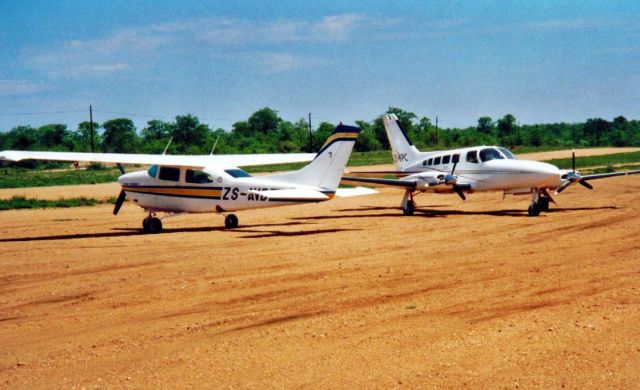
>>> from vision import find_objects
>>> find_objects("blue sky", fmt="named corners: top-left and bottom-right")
top-left (1, 0), bottom-right (639, 132)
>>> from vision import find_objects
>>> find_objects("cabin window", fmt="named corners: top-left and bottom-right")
top-left (224, 169), bottom-right (252, 178)
top-left (186, 169), bottom-right (213, 184)
top-left (466, 151), bottom-right (479, 163)
top-left (479, 148), bottom-right (504, 162)
top-left (428, 158), bottom-right (433, 165)
top-left (158, 166), bottom-right (180, 181)
top-left (147, 165), bottom-right (158, 178)
top-left (433, 156), bottom-right (441, 165)
top-left (442, 155), bottom-right (451, 164)
top-left (498, 147), bottom-right (516, 159)
top-left (452, 154), bottom-right (460, 163)
top-left (422, 160), bottom-right (428, 166)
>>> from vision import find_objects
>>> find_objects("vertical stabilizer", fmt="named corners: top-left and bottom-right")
top-left (266, 124), bottom-right (360, 191)
top-left (383, 114), bottom-right (422, 170)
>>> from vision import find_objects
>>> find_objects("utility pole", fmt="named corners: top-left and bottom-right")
top-left (435, 116), bottom-right (439, 147)
top-left (308, 113), bottom-right (312, 152)
top-left (89, 105), bottom-right (95, 153)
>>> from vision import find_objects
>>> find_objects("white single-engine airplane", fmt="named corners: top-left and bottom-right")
top-left (1, 124), bottom-right (374, 232)
top-left (343, 114), bottom-right (640, 216)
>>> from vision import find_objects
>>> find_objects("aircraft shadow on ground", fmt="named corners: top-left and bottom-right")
top-left (0, 221), bottom-right (326, 243)
top-left (291, 205), bottom-right (619, 221)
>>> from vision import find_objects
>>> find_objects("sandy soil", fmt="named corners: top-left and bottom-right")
top-left (1, 174), bottom-right (640, 388)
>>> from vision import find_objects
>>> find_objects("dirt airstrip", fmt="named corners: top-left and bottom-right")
top-left (2, 157), bottom-right (640, 388)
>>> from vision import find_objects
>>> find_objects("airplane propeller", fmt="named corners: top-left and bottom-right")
top-left (443, 161), bottom-right (466, 200)
top-left (113, 190), bottom-right (127, 215)
top-left (113, 163), bottom-right (127, 215)
top-left (555, 150), bottom-right (594, 194)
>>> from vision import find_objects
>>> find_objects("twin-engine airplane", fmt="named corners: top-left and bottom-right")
top-left (343, 114), bottom-right (640, 216)
top-left (1, 124), bottom-right (374, 232)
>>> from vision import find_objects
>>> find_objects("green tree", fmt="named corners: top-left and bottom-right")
top-left (37, 124), bottom-right (69, 149)
top-left (477, 117), bottom-right (494, 135)
top-left (170, 115), bottom-right (211, 154)
top-left (102, 118), bottom-right (138, 153)
top-left (497, 114), bottom-right (516, 140)
top-left (74, 121), bottom-right (102, 152)
top-left (248, 107), bottom-right (280, 134)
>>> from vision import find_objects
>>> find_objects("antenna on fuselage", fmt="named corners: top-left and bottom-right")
top-left (210, 134), bottom-right (221, 155)
top-left (162, 137), bottom-right (173, 155)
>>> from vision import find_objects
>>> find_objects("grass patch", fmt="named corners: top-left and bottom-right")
top-left (0, 168), bottom-right (121, 189)
top-left (0, 196), bottom-right (112, 210)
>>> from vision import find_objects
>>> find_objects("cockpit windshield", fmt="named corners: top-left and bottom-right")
top-left (147, 164), bottom-right (158, 178)
top-left (224, 169), bottom-right (252, 178)
top-left (498, 147), bottom-right (517, 159)
top-left (479, 148), bottom-right (504, 162)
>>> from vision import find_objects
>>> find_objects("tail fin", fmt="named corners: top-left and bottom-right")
top-left (383, 114), bottom-right (421, 170)
top-left (267, 124), bottom-right (360, 190)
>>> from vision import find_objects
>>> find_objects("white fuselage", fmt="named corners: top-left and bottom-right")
top-left (401, 146), bottom-right (566, 194)
top-left (118, 165), bottom-right (331, 214)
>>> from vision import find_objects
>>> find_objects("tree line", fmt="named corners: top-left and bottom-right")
top-left (1, 107), bottom-right (639, 159)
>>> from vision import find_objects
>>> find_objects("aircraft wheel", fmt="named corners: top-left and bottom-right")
top-left (528, 203), bottom-right (540, 217)
top-left (142, 217), bottom-right (150, 231)
top-left (403, 201), bottom-right (415, 216)
top-left (538, 197), bottom-right (550, 212)
top-left (147, 217), bottom-right (163, 233)
top-left (225, 214), bottom-right (239, 229)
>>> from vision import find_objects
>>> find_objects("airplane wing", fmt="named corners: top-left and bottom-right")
top-left (581, 170), bottom-right (640, 181)
top-left (0, 150), bottom-right (316, 169)
top-left (341, 176), bottom-right (418, 189)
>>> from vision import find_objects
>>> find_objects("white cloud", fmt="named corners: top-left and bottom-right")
top-left (25, 14), bottom-right (374, 77)
top-left (257, 52), bottom-right (303, 73)
top-left (0, 79), bottom-right (51, 96)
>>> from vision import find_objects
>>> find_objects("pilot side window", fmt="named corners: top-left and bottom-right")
top-left (423, 160), bottom-right (427, 166)
top-left (158, 166), bottom-right (180, 181)
top-left (479, 148), bottom-right (505, 162)
top-left (433, 156), bottom-right (441, 165)
top-left (428, 158), bottom-right (433, 165)
top-left (466, 151), bottom-right (479, 163)
top-left (186, 169), bottom-right (213, 184)
top-left (442, 155), bottom-right (451, 164)
top-left (452, 154), bottom-right (460, 163)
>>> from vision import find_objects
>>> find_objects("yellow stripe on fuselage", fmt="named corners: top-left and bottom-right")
top-left (122, 186), bottom-right (222, 198)
top-left (320, 132), bottom-right (359, 148)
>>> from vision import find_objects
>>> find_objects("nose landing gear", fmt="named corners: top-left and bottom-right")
top-left (528, 189), bottom-right (552, 216)
top-left (142, 213), bottom-right (163, 233)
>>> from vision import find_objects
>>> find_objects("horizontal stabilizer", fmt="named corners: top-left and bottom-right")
top-left (247, 188), bottom-right (329, 202)
top-left (334, 187), bottom-right (378, 197)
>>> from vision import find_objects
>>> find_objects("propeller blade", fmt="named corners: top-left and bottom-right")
top-left (572, 150), bottom-right (576, 172)
top-left (453, 185), bottom-right (466, 201)
top-left (555, 180), bottom-right (572, 194)
top-left (113, 190), bottom-right (126, 215)
top-left (579, 179), bottom-right (593, 190)
top-left (451, 161), bottom-right (458, 175)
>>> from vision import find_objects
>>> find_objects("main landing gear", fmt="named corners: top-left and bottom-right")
top-left (401, 190), bottom-right (416, 216)
top-left (224, 214), bottom-right (239, 229)
top-left (142, 213), bottom-right (163, 233)
top-left (528, 189), bottom-right (551, 217)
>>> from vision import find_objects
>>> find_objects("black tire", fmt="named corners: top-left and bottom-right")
top-left (147, 217), bottom-right (163, 233)
top-left (528, 204), bottom-right (540, 217)
top-left (538, 197), bottom-right (550, 212)
top-left (225, 214), bottom-right (239, 229)
top-left (142, 217), bottom-right (150, 232)
top-left (403, 201), bottom-right (415, 216)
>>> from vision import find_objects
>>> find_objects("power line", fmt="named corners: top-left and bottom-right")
top-left (0, 109), bottom-right (86, 117)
